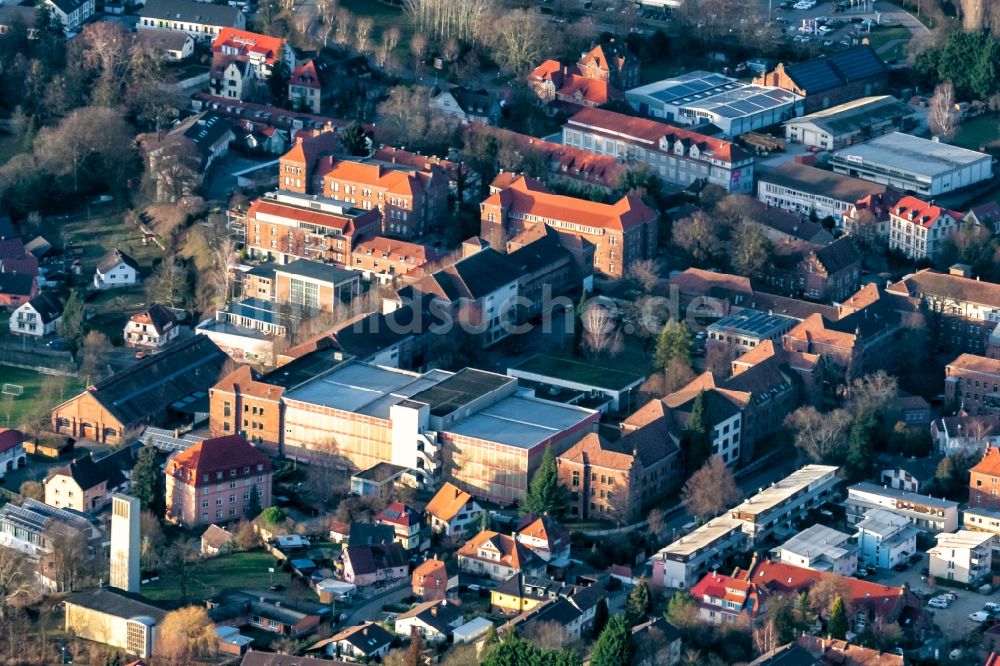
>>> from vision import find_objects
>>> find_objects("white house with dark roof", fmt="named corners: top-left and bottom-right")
top-left (136, 29), bottom-right (195, 61)
top-left (124, 304), bottom-right (180, 349)
top-left (43, 0), bottom-right (94, 31)
top-left (94, 249), bottom-right (141, 290)
top-left (9, 291), bottom-right (63, 337)
top-left (392, 599), bottom-right (463, 643)
top-left (309, 621), bottom-right (393, 662)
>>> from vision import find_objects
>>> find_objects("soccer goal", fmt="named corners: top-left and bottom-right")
top-left (1, 384), bottom-right (23, 397)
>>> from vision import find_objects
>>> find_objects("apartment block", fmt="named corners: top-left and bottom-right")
top-left (944, 354), bottom-right (1000, 416)
top-left (652, 465), bottom-right (840, 588)
top-left (706, 308), bottom-right (797, 356)
top-left (232, 190), bottom-right (382, 265)
top-left (480, 174), bottom-right (656, 279)
top-left (756, 162), bottom-right (884, 221)
top-left (562, 108), bottom-right (754, 194)
top-left (846, 482), bottom-right (959, 533)
top-left (928, 530), bottom-right (994, 585)
top-left (855, 508), bottom-right (918, 570)
top-left (963, 507), bottom-right (1000, 556)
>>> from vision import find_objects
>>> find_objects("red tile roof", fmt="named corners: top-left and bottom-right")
top-left (972, 446), bottom-right (1000, 478)
top-left (890, 195), bottom-right (962, 229)
top-left (566, 108), bottom-right (750, 164)
top-left (426, 482), bottom-right (475, 523)
top-left (0, 429), bottom-right (22, 455)
top-left (168, 435), bottom-right (271, 486)
top-left (246, 198), bottom-right (372, 234)
top-left (484, 175), bottom-right (655, 232)
top-left (211, 28), bottom-right (286, 66)
top-left (290, 59), bottom-right (321, 89)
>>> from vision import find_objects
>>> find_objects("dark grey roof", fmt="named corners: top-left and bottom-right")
top-left (631, 616), bottom-right (681, 650)
top-left (756, 163), bottom-right (884, 203)
top-left (407, 368), bottom-right (512, 418)
top-left (275, 259), bottom-right (358, 286)
top-left (403, 249), bottom-right (518, 303)
top-left (814, 237), bottom-right (861, 275)
top-left (182, 112), bottom-right (233, 159)
top-left (722, 357), bottom-right (792, 404)
top-left (398, 600), bottom-right (463, 634)
top-left (138, 0), bottom-right (241, 25)
top-left (333, 622), bottom-right (394, 653)
top-left (246, 262), bottom-right (278, 279)
top-left (0, 273), bottom-right (35, 297)
top-left (783, 46), bottom-right (887, 94)
top-left (508, 232), bottom-right (572, 275)
top-left (348, 522), bottom-right (395, 547)
top-left (209, 589), bottom-right (330, 626)
top-left (81, 335), bottom-right (231, 426)
top-left (96, 249), bottom-right (140, 274)
top-left (24, 291), bottom-right (63, 324)
top-left (50, 453), bottom-right (126, 493)
top-left (353, 461), bottom-right (407, 483)
top-left (65, 588), bottom-right (167, 622)
top-left (343, 542), bottom-right (407, 576)
top-left (136, 29), bottom-right (192, 52)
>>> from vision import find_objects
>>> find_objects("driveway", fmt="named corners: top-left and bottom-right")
top-left (870, 563), bottom-right (993, 640)
top-left (340, 584), bottom-right (410, 628)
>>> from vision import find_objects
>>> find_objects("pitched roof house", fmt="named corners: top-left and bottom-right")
top-left (124, 304), bottom-right (180, 349)
top-left (310, 622), bottom-right (394, 662)
top-left (425, 481), bottom-right (485, 536)
top-left (94, 249), bottom-right (141, 290)
top-left (44, 453), bottom-right (128, 513)
top-left (340, 542), bottom-right (408, 587)
top-left (411, 557), bottom-right (456, 601)
top-left (137, 0), bottom-right (245, 42)
top-left (515, 515), bottom-right (570, 564)
top-left (393, 599), bottom-right (463, 643)
top-left (9, 291), bottom-right (61, 337)
top-left (456, 530), bottom-right (545, 582)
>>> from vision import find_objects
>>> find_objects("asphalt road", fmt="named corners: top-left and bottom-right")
top-left (340, 583), bottom-right (410, 628)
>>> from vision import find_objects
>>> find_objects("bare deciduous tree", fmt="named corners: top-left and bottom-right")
top-left (929, 81), bottom-right (957, 139)
top-left (354, 17), bottom-right (374, 53)
top-left (807, 572), bottom-right (852, 618)
top-left (752, 619), bottom-right (779, 657)
top-left (492, 9), bottom-right (545, 75)
top-left (0, 548), bottom-right (30, 620)
top-left (680, 456), bottom-right (741, 520)
top-left (402, 0), bottom-right (495, 44)
top-left (581, 300), bottom-right (624, 358)
top-left (785, 407), bottom-right (852, 462)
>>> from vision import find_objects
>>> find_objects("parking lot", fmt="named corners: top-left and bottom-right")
top-left (871, 561), bottom-right (997, 640)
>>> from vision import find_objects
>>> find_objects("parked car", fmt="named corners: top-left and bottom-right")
top-left (984, 602), bottom-right (1000, 613)
top-left (47, 338), bottom-right (69, 351)
top-left (893, 562), bottom-right (908, 572)
top-left (970, 611), bottom-right (991, 623)
top-left (928, 598), bottom-right (949, 609)
top-left (909, 553), bottom-right (923, 564)
top-left (941, 592), bottom-right (957, 601)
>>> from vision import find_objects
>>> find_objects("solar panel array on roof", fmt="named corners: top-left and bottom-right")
top-left (786, 60), bottom-right (842, 93)
top-left (828, 46), bottom-right (887, 82)
top-left (785, 46), bottom-right (887, 94)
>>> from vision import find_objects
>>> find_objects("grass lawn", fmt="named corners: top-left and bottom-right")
top-left (0, 367), bottom-right (84, 430)
top-left (141, 550), bottom-right (281, 603)
top-left (60, 212), bottom-right (163, 278)
top-left (339, 0), bottom-right (416, 61)
top-left (863, 25), bottom-right (910, 51)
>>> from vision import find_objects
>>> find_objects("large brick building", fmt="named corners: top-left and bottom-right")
top-left (51, 336), bottom-right (232, 445)
top-left (480, 175), bottom-right (656, 278)
top-left (278, 133), bottom-right (449, 239)
top-left (969, 446), bottom-right (1000, 510)
top-left (887, 268), bottom-right (1000, 356)
top-left (562, 108), bottom-right (754, 194)
top-left (527, 42), bottom-right (639, 109)
top-left (945, 354), bottom-right (1000, 416)
top-left (234, 190), bottom-right (381, 265)
top-left (557, 401), bottom-right (681, 522)
top-left (165, 434), bottom-right (272, 527)
top-left (886, 196), bottom-right (962, 260)
top-left (753, 45), bottom-right (889, 113)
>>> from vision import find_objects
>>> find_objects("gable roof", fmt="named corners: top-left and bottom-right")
top-left (344, 542), bottom-right (407, 575)
top-left (395, 599), bottom-right (462, 634)
top-left (21, 291), bottom-right (63, 324)
top-left (49, 453), bottom-right (126, 492)
top-left (889, 195), bottom-right (961, 229)
top-left (63, 335), bottom-right (232, 427)
top-left (242, 650), bottom-right (346, 666)
top-left (201, 523), bottom-right (234, 549)
top-left (138, 0), bottom-right (241, 24)
top-left (425, 482), bottom-right (476, 523)
top-left (888, 269), bottom-right (1000, 309)
top-left (65, 588), bottom-right (166, 623)
top-left (96, 249), bottom-right (140, 275)
top-left (813, 237), bottom-right (861, 275)
top-left (129, 304), bottom-right (178, 336)
top-left (136, 29), bottom-right (193, 53)
top-left (0, 272), bottom-right (36, 298)
top-left (403, 248), bottom-right (518, 303)
top-left (211, 28), bottom-right (286, 66)
top-left (317, 622), bottom-right (393, 654)
top-left (349, 522), bottom-right (395, 546)
top-left (0, 429), bottom-right (22, 455)
top-left (375, 502), bottom-right (422, 529)
top-left (972, 446), bottom-right (1000, 478)
top-left (458, 530), bottom-right (543, 571)
top-left (757, 162), bottom-right (885, 204)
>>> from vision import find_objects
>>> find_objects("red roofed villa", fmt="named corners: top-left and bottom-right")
top-left (166, 434), bottom-right (272, 527)
top-left (887, 195), bottom-right (963, 260)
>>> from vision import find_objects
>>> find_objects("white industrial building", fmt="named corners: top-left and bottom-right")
top-left (928, 530), bottom-right (994, 585)
top-left (783, 96), bottom-right (912, 150)
top-left (625, 70), bottom-right (804, 136)
top-left (756, 162), bottom-right (884, 221)
top-left (830, 132), bottom-right (993, 197)
top-left (855, 508), bottom-right (919, 570)
top-left (773, 524), bottom-right (857, 575)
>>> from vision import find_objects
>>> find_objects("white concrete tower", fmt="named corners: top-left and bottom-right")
top-left (110, 493), bottom-right (140, 593)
